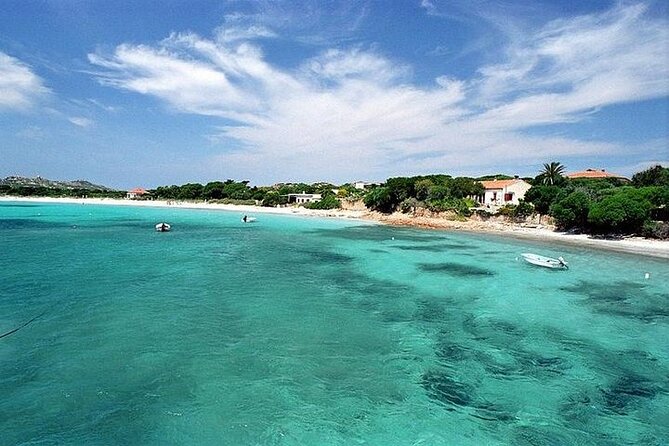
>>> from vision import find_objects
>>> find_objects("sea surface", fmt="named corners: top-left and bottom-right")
top-left (1, 201), bottom-right (667, 445)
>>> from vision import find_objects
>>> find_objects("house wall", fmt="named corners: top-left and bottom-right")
top-left (481, 180), bottom-right (532, 206)
top-left (483, 189), bottom-right (503, 205)
top-left (506, 181), bottom-right (532, 204)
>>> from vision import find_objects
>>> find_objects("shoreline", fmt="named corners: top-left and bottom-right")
top-left (2, 195), bottom-right (668, 260)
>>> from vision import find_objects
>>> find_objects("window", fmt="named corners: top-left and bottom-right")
top-left (504, 193), bottom-right (513, 202)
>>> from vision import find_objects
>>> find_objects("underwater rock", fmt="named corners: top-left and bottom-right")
top-left (418, 262), bottom-right (495, 277)
top-left (421, 369), bottom-right (474, 408)
top-left (561, 280), bottom-right (669, 322)
top-left (471, 402), bottom-right (517, 422)
top-left (600, 374), bottom-right (659, 414)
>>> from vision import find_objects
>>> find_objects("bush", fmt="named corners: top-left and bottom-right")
top-left (428, 198), bottom-right (471, 216)
top-left (632, 165), bottom-right (669, 187)
top-left (496, 204), bottom-right (516, 217)
top-left (261, 191), bottom-right (284, 207)
top-left (364, 187), bottom-right (395, 213)
top-left (588, 193), bottom-right (651, 234)
top-left (513, 200), bottom-right (534, 220)
top-left (524, 185), bottom-right (562, 215)
top-left (550, 191), bottom-right (591, 230)
top-left (641, 221), bottom-right (669, 239)
top-left (305, 195), bottom-right (341, 210)
top-left (399, 197), bottom-right (424, 213)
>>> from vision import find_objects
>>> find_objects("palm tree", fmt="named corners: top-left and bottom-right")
top-left (540, 162), bottom-right (566, 185)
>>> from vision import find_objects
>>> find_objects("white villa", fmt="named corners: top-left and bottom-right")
top-left (286, 193), bottom-right (322, 204)
top-left (126, 188), bottom-right (147, 199)
top-left (479, 178), bottom-right (531, 206)
top-left (353, 181), bottom-right (372, 190)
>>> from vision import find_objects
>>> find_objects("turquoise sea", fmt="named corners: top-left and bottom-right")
top-left (1, 201), bottom-right (667, 445)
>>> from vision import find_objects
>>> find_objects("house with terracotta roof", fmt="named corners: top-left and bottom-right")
top-left (479, 178), bottom-right (532, 206)
top-left (566, 168), bottom-right (628, 181)
top-left (126, 188), bottom-right (147, 199)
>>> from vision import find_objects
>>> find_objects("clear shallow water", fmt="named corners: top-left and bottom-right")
top-left (1, 202), bottom-right (667, 445)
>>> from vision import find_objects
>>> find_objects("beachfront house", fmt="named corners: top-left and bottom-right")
top-left (127, 188), bottom-right (147, 199)
top-left (286, 192), bottom-right (322, 204)
top-left (479, 178), bottom-right (531, 206)
top-left (566, 168), bottom-right (629, 181)
top-left (353, 181), bottom-right (372, 190)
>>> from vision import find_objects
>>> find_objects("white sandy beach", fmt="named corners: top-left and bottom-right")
top-left (2, 196), bottom-right (668, 259)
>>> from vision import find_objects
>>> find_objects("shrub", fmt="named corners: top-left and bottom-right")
top-left (524, 185), bottom-right (561, 215)
top-left (632, 165), bottom-right (669, 187)
top-left (364, 187), bottom-right (395, 213)
top-left (399, 197), bottom-right (424, 213)
top-left (588, 193), bottom-right (651, 234)
top-left (428, 198), bottom-right (471, 216)
top-left (305, 195), bottom-right (341, 210)
top-left (496, 204), bottom-right (516, 217)
top-left (550, 191), bottom-right (590, 230)
top-left (641, 221), bottom-right (669, 239)
top-left (513, 200), bottom-right (534, 220)
top-left (261, 191), bottom-right (284, 207)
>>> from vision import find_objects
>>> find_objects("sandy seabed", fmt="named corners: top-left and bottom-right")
top-left (2, 196), bottom-right (668, 260)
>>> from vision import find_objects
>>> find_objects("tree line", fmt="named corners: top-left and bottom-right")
top-left (149, 180), bottom-right (355, 209)
top-left (524, 164), bottom-right (669, 238)
top-left (3, 163), bottom-right (667, 238)
top-left (0, 184), bottom-right (126, 199)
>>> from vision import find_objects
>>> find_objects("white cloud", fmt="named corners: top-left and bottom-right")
top-left (0, 52), bottom-right (49, 111)
top-left (68, 116), bottom-right (94, 127)
top-left (215, 24), bottom-right (277, 43)
top-left (88, 3), bottom-right (668, 182)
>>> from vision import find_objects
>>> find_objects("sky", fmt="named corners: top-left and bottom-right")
top-left (0, 0), bottom-right (667, 189)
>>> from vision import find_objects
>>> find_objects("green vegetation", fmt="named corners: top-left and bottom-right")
top-left (632, 165), bottom-right (669, 187)
top-left (524, 164), bottom-right (669, 238)
top-left (305, 194), bottom-right (341, 210)
top-left (0, 184), bottom-right (125, 199)
top-left (537, 161), bottom-right (567, 186)
top-left (5, 164), bottom-right (666, 239)
top-left (364, 175), bottom-right (483, 216)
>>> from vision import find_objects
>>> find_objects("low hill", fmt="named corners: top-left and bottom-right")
top-left (0, 176), bottom-right (116, 191)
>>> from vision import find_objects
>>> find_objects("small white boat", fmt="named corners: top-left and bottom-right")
top-left (155, 222), bottom-right (171, 232)
top-left (521, 253), bottom-right (568, 269)
top-left (241, 216), bottom-right (256, 223)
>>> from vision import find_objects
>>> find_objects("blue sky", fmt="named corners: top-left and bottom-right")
top-left (0, 0), bottom-right (667, 189)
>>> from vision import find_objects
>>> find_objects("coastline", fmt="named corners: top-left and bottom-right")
top-left (2, 195), bottom-right (668, 260)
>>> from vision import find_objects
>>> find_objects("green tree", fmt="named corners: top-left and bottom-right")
top-left (203, 181), bottom-right (225, 200)
top-left (427, 185), bottom-right (450, 201)
top-left (364, 186), bottom-right (395, 213)
top-left (222, 180), bottom-right (251, 199)
top-left (306, 195), bottom-right (341, 210)
top-left (414, 179), bottom-right (433, 201)
top-left (525, 185), bottom-right (562, 216)
top-left (513, 199), bottom-right (534, 220)
top-left (549, 191), bottom-right (590, 230)
top-left (177, 183), bottom-right (204, 200)
top-left (385, 177), bottom-right (416, 205)
top-left (261, 191), bottom-right (284, 207)
top-left (632, 165), bottom-right (669, 187)
top-left (538, 161), bottom-right (566, 185)
top-left (588, 192), bottom-right (651, 233)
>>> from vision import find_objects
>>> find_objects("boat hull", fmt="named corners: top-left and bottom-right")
top-left (155, 223), bottom-right (171, 232)
top-left (521, 253), bottom-right (567, 269)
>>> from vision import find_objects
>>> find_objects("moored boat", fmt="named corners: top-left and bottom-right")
top-left (521, 253), bottom-right (568, 269)
top-left (155, 222), bottom-right (171, 232)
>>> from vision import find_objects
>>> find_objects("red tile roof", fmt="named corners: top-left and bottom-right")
top-left (480, 179), bottom-right (523, 189)
top-left (129, 188), bottom-right (147, 194)
top-left (566, 169), bottom-right (626, 179)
